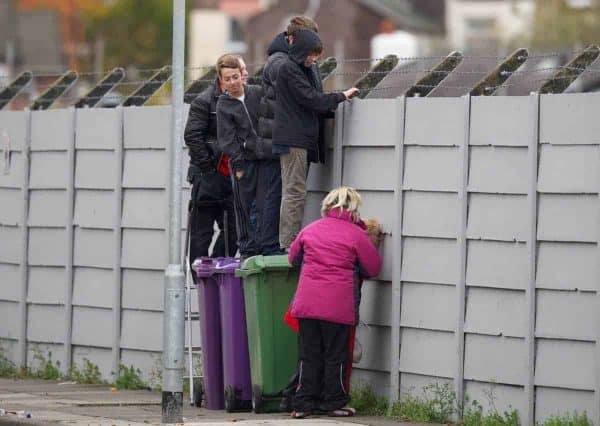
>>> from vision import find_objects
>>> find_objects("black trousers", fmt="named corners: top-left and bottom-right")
top-left (231, 159), bottom-right (282, 256)
top-left (294, 318), bottom-right (351, 412)
top-left (188, 180), bottom-right (237, 283)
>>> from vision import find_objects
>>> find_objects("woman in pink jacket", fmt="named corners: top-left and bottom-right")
top-left (288, 186), bottom-right (382, 419)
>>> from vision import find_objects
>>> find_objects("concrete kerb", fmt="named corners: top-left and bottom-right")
top-left (0, 379), bottom-right (434, 426)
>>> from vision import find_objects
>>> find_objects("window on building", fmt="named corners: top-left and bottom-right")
top-left (464, 17), bottom-right (500, 54)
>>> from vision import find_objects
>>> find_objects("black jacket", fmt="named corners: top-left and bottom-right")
top-left (184, 78), bottom-right (223, 173)
top-left (183, 78), bottom-right (232, 202)
top-left (272, 30), bottom-right (345, 152)
top-left (216, 84), bottom-right (264, 171)
top-left (258, 33), bottom-right (289, 159)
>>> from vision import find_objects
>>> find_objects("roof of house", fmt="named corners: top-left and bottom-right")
top-left (359, 0), bottom-right (445, 34)
top-left (246, 0), bottom-right (444, 34)
top-left (17, 10), bottom-right (64, 72)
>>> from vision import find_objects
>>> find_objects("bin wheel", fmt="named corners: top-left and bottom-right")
top-left (252, 385), bottom-right (264, 413)
top-left (224, 385), bottom-right (237, 412)
top-left (193, 378), bottom-right (203, 407)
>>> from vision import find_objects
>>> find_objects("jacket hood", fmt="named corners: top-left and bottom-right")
top-left (212, 76), bottom-right (223, 97)
top-left (289, 29), bottom-right (322, 66)
top-left (267, 32), bottom-right (289, 56)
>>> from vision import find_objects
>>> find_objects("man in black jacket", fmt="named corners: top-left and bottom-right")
top-left (216, 54), bottom-right (264, 259)
top-left (183, 66), bottom-right (238, 280)
top-left (273, 29), bottom-right (358, 250)
top-left (258, 16), bottom-right (321, 255)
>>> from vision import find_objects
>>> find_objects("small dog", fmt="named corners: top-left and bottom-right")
top-left (363, 218), bottom-right (383, 248)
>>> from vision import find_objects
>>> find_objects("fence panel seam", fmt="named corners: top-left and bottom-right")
top-left (389, 96), bottom-right (406, 405)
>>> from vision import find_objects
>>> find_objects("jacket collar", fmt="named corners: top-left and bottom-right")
top-left (212, 76), bottom-right (223, 99)
top-left (326, 208), bottom-right (360, 224)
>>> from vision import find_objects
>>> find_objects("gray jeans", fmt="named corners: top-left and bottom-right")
top-left (279, 147), bottom-right (308, 249)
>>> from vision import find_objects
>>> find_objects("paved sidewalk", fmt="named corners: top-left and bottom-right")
top-left (0, 379), bottom-right (423, 426)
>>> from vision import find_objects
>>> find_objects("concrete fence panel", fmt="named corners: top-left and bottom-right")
top-left (1, 94), bottom-right (600, 423)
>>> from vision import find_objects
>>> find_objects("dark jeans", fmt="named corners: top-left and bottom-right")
top-left (294, 318), bottom-right (351, 413)
top-left (231, 159), bottom-right (282, 256)
top-left (256, 159), bottom-right (282, 254)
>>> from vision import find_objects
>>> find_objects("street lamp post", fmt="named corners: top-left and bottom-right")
top-left (162, 0), bottom-right (186, 423)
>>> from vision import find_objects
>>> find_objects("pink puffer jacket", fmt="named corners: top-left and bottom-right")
top-left (289, 208), bottom-right (382, 325)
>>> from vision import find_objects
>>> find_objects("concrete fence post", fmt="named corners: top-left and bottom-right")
top-left (333, 102), bottom-right (344, 187)
top-left (63, 106), bottom-right (76, 374)
top-left (525, 92), bottom-right (540, 426)
top-left (389, 96), bottom-right (406, 406)
top-left (17, 108), bottom-right (31, 369)
top-left (112, 106), bottom-right (124, 378)
top-left (455, 94), bottom-right (471, 415)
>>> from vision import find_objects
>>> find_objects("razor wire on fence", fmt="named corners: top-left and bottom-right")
top-left (1, 47), bottom-right (600, 109)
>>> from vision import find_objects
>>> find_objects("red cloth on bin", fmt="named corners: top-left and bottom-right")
top-left (284, 306), bottom-right (300, 332)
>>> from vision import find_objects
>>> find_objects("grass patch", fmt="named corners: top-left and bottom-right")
top-left (391, 383), bottom-right (457, 423)
top-left (462, 399), bottom-right (519, 426)
top-left (31, 348), bottom-right (61, 380)
top-left (66, 358), bottom-right (104, 384)
top-left (350, 383), bottom-right (521, 425)
top-left (0, 347), bottom-right (17, 377)
top-left (114, 365), bottom-right (147, 390)
top-left (350, 384), bottom-right (388, 416)
top-left (541, 412), bottom-right (592, 426)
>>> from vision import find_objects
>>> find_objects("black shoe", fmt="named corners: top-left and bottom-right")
top-left (279, 397), bottom-right (293, 413)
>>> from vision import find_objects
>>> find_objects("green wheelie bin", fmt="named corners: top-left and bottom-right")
top-left (235, 255), bottom-right (299, 413)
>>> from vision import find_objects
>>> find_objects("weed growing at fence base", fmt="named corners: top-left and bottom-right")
top-left (0, 346), bottom-right (103, 386)
top-left (351, 382), bottom-right (521, 425)
top-left (114, 365), bottom-right (147, 390)
top-left (0, 347), bottom-right (17, 377)
top-left (462, 399), bottom-right (519, 426)
top-left (541, 412), bottom-right (592, 426)
top-left (66, 358), bottom-right (104, 384)
top-left (31, 348), bottom-right (60, 380)
top-left (391, 383), bottom-right (457, 423)
top-left (350, 384), bottom-right (388, 416)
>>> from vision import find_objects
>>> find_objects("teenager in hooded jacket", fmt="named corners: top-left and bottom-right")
top-left (258, 16), bottom-right (323, 255)
top-left (288, 187), bottom-right (382, 418)
top-left (273, 29), bottom-right (359, 252)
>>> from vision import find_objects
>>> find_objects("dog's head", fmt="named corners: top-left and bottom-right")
top-left (364, 218), bottom-right (382, 247)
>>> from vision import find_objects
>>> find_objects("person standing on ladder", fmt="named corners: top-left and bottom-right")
top-left (183, 59), bottom-right (246, 279)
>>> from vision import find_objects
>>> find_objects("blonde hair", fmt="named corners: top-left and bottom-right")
top-left (321, 186), bottom-right (362, 222)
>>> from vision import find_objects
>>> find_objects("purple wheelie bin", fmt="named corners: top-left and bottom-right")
top-left (193, 258), bottom-right (225, 410)
top-left (215, 258), bottom-right (252, 412)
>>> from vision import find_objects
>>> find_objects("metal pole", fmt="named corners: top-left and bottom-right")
top-left (162, 0), bottom-right (185, 423)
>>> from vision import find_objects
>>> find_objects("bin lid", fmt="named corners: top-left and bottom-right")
top-left (193, 257), bottom-right (240, 276)
top-left (215, 257), bottom-right (240, 273)
top-left (235, 254), bottom-right (292, 278)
